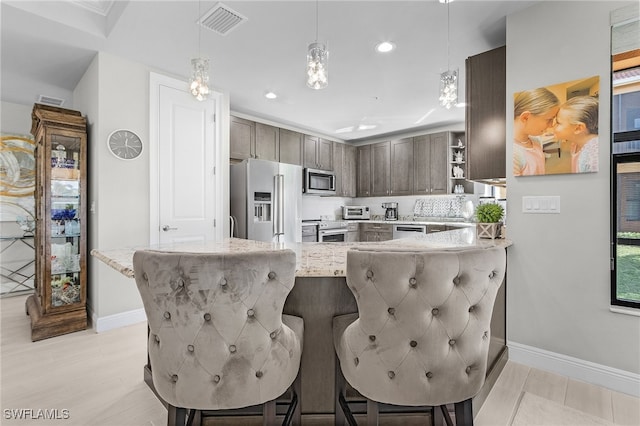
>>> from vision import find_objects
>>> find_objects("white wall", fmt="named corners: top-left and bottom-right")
top-left (74, 52), bottom-right (149, 321)
top-left (1, 101), bottom-right (32, 135)
top-left (506, 0), bottom-right (640, 381)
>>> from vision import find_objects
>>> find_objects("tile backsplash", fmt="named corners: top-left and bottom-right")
top-left (413, 196), bottom-right (466, 218)
top-left (303, 194), bottom-right (477, 220)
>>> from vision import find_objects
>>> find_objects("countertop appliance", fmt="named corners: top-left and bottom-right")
top-left (230, 158), bottom-right (302, 243)
top-left (303, 168), bottom-right (336, 196)
top-left (382, 202), bottom-right (398, 221)
top-left (318, 220), bottom-right (348, 242)
top-left (392, 224), bottom-right (427, 239)
top-left (342, 205), bottom-right (370, 220)
top-left (302, 220), bottom-right (319, 242)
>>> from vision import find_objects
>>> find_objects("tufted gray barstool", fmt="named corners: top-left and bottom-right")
top-left (333, 247), bottom-right (506, 426)
top-left (133, 249), bottom-right (304, 426)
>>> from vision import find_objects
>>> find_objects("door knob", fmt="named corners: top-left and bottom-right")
top-left (162, 225), bottom-right (178, 232)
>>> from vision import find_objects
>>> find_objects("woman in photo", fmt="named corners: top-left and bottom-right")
top-left (553, 95), bottom-right (599, 173)
top-left (513, 87), bottom-right (560, 176)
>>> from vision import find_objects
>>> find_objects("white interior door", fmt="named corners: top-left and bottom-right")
top-left (154, 78), bottom-right (217, 244)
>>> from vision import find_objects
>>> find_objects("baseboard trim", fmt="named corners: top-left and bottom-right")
top-left (92, 308), bottom-right (147, 333)
top-left (508, 341), bottom-right (640, 397)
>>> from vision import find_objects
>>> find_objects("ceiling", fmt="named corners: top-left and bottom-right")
top-left (1, 0), bottom-right (539, 141)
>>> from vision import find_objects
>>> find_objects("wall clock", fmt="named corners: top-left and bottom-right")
top-left (107, 129), bottom-right (143, 160)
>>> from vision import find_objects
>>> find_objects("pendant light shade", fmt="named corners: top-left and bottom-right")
top-left (307, 1), bottom-right (328, 90)
top-left (439, 0), bottom-right (457, 108)
top-left (190, 58), bottom-right (210, 101)
top-left (439, 69), bottom-right (458, 109)
top-left (307, 42), bottom-right (328, 90)
top-left (190, 0), bottom-right (210, 101)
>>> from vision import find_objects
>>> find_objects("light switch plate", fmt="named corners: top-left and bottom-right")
top-left (522, 196), bottom-right (560, 214)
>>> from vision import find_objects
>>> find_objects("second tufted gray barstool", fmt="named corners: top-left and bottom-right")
top-left (333, 247), bottom-right (506, 426)
top-left (133, 249), bottom-right (304, 426)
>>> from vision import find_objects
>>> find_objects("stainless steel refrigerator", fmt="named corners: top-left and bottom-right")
top-left (230, 158), bottom-right (302, 243)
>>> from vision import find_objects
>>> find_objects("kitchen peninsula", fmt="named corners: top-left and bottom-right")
top-left (91, 228), bottom-right (511, 418)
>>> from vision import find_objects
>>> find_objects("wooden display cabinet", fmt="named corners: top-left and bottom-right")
top-left (26, 104), bottom-right (88, 341)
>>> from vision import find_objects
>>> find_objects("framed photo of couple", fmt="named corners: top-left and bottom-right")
top-left (513, 75), bottom-right (600, 176)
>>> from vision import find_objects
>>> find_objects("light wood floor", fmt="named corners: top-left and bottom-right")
top-left (1, 294), bottom-right (638, 426)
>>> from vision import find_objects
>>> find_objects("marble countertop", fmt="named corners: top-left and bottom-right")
top-left (353, 219), bottom-right (476, 226)
top-left (91, 228), bottom-right (511, 279)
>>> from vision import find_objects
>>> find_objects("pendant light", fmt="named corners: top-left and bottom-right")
top-left (439, 0), bottom-right (458, 109)
top-left (190, 0), bottom-right (210, 101)
top-left (306, 0), bottom-right (328, 90)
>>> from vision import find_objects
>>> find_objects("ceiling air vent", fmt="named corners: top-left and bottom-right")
top-left (37, 95), bottom-right (65, 107)
top-left (199, 2), bottom-right (247, 36)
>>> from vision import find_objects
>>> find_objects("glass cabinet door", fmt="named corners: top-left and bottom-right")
top-left (46, 131), bottom-right (85, 309)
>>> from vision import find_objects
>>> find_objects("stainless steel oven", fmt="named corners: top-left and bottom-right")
top-left (318, 221), bottom-right (348, 242)
top-left (302, 222), bottom-right (318, 242)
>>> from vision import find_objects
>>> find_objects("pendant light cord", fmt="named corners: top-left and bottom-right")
top-left (315, 0), bottom-right (319, 42)
top-left (446, 0), bottom-right (450, 70)
top-left (197, 0), bottom-right (202, 57)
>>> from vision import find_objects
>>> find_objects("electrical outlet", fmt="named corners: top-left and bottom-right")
top-left (522, 196), bottom-right (560, 213)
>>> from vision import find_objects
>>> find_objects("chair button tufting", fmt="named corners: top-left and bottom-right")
top-left (426, 371), bottom-right (433, 379)
top-left (268, 271), bottom-right (276, 280)
top-left (256, 370), bottom-right (263, 378)
top-left (213, 375), bottom-right (221, 383)
top-left (270, 331), bottom-right (277, 339)
top-left (229, 345), bottom-right (237, 353)
top-left (187, 345), bottom-right (194, 352)
top-left (409, 277), bottom-right (417, 287)
top-left (366, 270), bottom-right (374, 279)
top-left (483, 331), bottom-right (489, 340)
top-left (176, 277), bottom-right (184, 288)
top-left (453, 276), bottom-right (461, 285)
top-left (204, 313), bottom-right (211, 321)
top-left (432, 308), bottom-right (439, 316)
top-left (410, 340), bottom-right (417, 348)
top-left (449, 339), bottom-right (456, 346)
top-left (220, 278), bottom-right (227, 287)
top-left (164, 311), bottom-right (171, 320)
top-left (172, 374), bottom-right (178, 382)
top-left (388, 371), bottom-right (395, 379)
top-left (142, 272), bottom-right (148, 281)
top-left (369, 335), bottom-right (376, 342)
top-left (247, 309), bottom-right (255, 318)
top-left (466, 366), bottom-right (472, 374)
top-left (468, 305), bottom-right (475, 312)
top-left (354, 357), bottom-right (359, 366)
top-left (154, 334), bottom-right (160, 343)
top-left (387, 307), bottom-right (395, 315)
top-left (489, 271), bottom-right (496, 279)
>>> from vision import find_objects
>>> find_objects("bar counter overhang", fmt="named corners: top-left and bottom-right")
top-left (91, 228), bottom-right (512, 420)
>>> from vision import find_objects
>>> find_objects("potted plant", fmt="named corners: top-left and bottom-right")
top-left (475, 203), bottom-right (505, 239)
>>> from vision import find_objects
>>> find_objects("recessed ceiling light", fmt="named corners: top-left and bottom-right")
top-left (375, 41), bottom-right (395, 53)
top-left (335, 126), bottom-right (355, 134)
top-left (265, 91), bottom-right (277, 99)
top-left (357, 124), bottom-right (377, 131)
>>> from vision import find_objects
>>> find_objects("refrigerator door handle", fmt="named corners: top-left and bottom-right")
top-left (274, 174), bottom-right (284, 237)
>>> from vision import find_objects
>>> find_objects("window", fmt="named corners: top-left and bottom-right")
top-left (612, 60), bottom-right (640, 308)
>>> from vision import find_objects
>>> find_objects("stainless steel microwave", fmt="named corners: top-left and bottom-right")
top-left (303, 168), bottom-right (336, 195)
